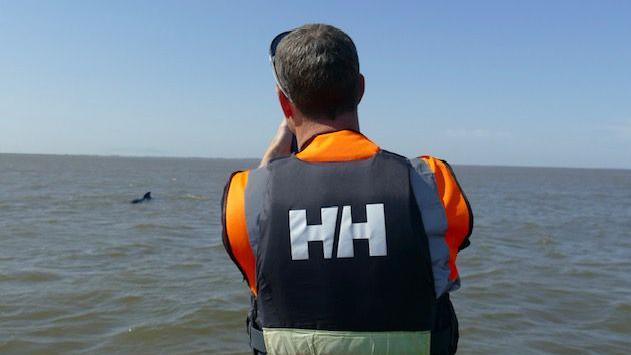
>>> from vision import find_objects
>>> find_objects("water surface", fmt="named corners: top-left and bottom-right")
top-left (1, 154), bottom-right (629, 354)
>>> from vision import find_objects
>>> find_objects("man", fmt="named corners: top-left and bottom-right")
top-left (222, 24), bottom-right (473, 355)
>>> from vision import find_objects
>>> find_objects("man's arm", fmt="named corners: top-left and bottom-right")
top-left (221, 121), bottom-right (293, 294)
top-left (410, 156), bottom-right (473, 295)
top-left (421, 156), bottom-right (473, 254)
top-left (221, 170), bottom-right (257, 295)
top-left (259, 120), bottom-right (294, 167)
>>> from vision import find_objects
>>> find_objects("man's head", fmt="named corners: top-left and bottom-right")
top-left (272, 24), bottom-right (364, 127)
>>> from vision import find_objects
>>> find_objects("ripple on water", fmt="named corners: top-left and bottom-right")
top-left (598, 301), bottom-right (631, 334)
top-left (0, 270), bottom-right (62, 283)
top-left (180, 194), bottom-right (210, 201)
top-left (131, 223), bottom-right (194, 231)
top-left (113, 293), bottom-right (144, 306)
top-left (1, 306), bottom-right (67, 322)
top-left (0, 339), bottom-right (86, 354)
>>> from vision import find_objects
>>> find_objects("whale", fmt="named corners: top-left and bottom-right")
top-left (131, 192), bottom-right (152, 204)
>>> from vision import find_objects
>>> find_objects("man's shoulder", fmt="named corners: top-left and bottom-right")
top-left (225, 170), bottom-right (250, 188)
top-left (377, 149), bottom-right (411, 163)
top-left (409, 155), bottom-right (456, 176)
top-left (414, 155), bottom-right (448, 165)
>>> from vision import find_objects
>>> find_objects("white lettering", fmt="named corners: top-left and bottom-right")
top-left (288, 204), bottom-right (387, 260)
top-left (289, 207), bottom-right (338, 260)
top-left (337, 204), bottom-right (387, 258)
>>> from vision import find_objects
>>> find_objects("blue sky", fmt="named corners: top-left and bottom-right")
top-left (1, 1), bottom-right (630, 168)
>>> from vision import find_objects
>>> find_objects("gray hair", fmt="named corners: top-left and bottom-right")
top-left (275, 24), bottom-right (361, 119)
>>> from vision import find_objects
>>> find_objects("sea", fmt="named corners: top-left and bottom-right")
top-left (1, 153), bottom-right (630, 354)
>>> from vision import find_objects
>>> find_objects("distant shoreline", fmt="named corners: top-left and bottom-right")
top-left (1, 152), bottom-right (629, 171)
top-left (0, 152), bottom-right (258, 161)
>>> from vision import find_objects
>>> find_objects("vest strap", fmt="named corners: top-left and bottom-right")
top-left (247, 318), bottom-right (267, 353)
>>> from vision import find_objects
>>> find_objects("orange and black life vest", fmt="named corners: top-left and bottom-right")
top-left (221, 130), bottom-right (473, 353)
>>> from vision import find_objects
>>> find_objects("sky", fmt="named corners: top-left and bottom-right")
top-left (1, 1), bottom-right (630, 169)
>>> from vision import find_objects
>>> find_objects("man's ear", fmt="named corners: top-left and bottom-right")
top-left (357, 74), bottom-right (365, 105)
top-left (277, 86), bottom-right (293, 119)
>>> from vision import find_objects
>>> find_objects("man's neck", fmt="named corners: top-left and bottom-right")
top-left (295, 111), bottom-right (360, 149)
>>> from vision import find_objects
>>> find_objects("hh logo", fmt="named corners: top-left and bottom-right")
top-left (288, 203), bottom-right (387, 260)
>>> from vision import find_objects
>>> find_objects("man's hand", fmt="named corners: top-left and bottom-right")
top-left (260, 120), bottom-right (294, 167)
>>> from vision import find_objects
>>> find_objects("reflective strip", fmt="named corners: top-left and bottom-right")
top-left (244, 167), bottom-right (270, 258)
top-left (408, 158), bottom-right (453, 297)
top-left (263, 328), bottom-right (430, 355)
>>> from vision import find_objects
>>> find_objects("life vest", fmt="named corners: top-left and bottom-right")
top-left (221, 130), bottom-right (473, 355)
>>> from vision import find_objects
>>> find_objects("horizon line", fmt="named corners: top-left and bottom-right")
top-left (1, 151), bottom-right (629, 172)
